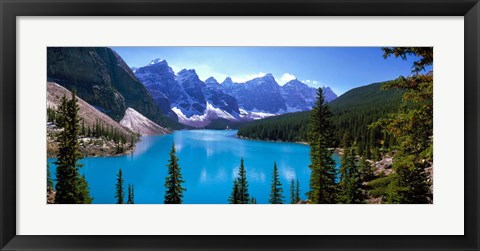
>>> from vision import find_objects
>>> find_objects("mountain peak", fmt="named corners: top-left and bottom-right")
top-left (222, 77), bottom-right (234, 85)
top-left (285, 79), bottom-right (307, 87)
top-left (205, 77), bottom-right (219, 85)
top-left (178, 68), bottom-right (197, 75)
top-left (120, 107), bottom-right (170, 135)
top-left (264, 73), bottom-right (274, 79)
top-left (149, 58), bottom-right (167, 65)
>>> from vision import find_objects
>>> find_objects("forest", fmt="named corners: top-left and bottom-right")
top-left (48, 47), bottom-right (433, 204)
top-left (237, 80), bottom-right (407, 152)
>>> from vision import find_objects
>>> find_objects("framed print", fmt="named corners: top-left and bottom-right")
top-left (1, 0), bottom-right (479, 250)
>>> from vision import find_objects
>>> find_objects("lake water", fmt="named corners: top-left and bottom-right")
top-left (48, 130), bottom-right (340, 204)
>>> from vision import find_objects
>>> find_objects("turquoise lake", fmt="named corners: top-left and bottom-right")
top-left (48, 130), bottom-right (340, 204)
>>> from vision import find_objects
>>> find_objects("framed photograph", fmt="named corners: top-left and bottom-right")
top-left (1, 0), bottom-right (479, 250)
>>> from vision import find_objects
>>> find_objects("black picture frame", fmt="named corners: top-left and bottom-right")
top-left (1, 0), bottom-right (479, 250)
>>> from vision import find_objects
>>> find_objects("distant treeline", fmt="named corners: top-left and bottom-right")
top-left (237, 81), bottom-right (407, 151)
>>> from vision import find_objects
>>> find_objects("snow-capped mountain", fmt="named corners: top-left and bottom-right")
top-left (205, 76), bottom-right (221, 89)
top-left (217, 75), bottom-right (337, 114)
top-left (134, 59), bottom-right (240, 127)
top-left (120, 108), bottom-right (170, 135)
top-left (220, 74), bottom-right (287, 114)
top-left (134, 59), bottom-right (180, 118)
top-left (134, 58), bottom-right (338, 127)
top-left (175, 69), bottom-right (208, 116)
top-left (280, 79), bottom-right (337, 112)
top-left (280, 79), bottom-right (318, 112)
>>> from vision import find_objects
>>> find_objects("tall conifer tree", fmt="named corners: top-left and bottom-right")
top-left (54, 92), bottom-right (92, 204)
top-left (339, 148), bottom-right (364, 203)
top-left (237, 158), bottom-right (250, 204)
top-left (308, 88), bottom-right (337, 203)
top-left (164, 143), bottom-right (186, 204)
top-left (269, 162), bottom-right (284, 204)
top-left (372, 47), bottom-right (433, 203)
top-left (127, 184), bottom-right (135, 204)
top-left (115, 168), bottom-right (124, 204)
top-left (228, 179), bottom-right (240, 204)
top-left (290, 179), bottom-right (296, 204)
top-left (295, 179), bottom-right (301, 203)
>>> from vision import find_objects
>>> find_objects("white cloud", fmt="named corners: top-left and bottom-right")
top-left (230, 72), bottom-right (267, 83)
top-left (277, 73), bottom-right (297, 86)
top-left (302, 79), bottom-right (320, 87)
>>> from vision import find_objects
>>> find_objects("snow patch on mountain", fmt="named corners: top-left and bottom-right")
top-left (239, 109), bottom-right (277, 120)
top-left (150, 58), bottom-right (165, 65)
top-left (172, 102), bottom-right (239, 127)
top-left (120, 108), bottom-right (170, 135)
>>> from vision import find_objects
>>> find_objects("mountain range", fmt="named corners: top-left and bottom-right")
top-left (134, 58), bottom-right (338, 127)
top-left (46, 47), bottom-right (338, 129)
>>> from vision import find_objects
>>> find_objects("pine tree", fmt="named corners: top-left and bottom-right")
top-left (78, 174), bottom-right (93, 204)
top-left (269, 162), bottom-right (284, 204)
top-left (115, 168), bottom-right (124, 204)
top-left (237, 158), bottom-right (250, 204)
top-left (308, 88), bottom-right (337, 203)
top-left (371, 47), bottom-right (433, 203)
top-left (228, 179), bottom-right (240, 204)
top-left (81, 120), bottom-right (85, 136)
top-left (338, 147), bottom-right (352, 203)
top-left (359, 156), bottom-right (375, 182)
top-left (250, 197), bottom-right (257, 204)
top-left (54, 92), bottom-right (92, 204)
top-left (290, 179), bottom-right (296, 204)
top-left (164, 143), bottom-right (186, 204)
top-left (127, 184), bottom-right (135, 204)
top-left (295, 179), bottom-right (301, 203)
top-left (339, 148), bottom-right (365, 204)
top-left (47, 106), bottom-right (57, 123)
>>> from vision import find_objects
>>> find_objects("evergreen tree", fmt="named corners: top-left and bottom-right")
top-left (359, 157), bottom-right (375, 182)
top-left (290, 179), bottom-right (296, 204)
top-left (269, 162), bottom-right (284, 204)
top-left (237, 158), bottom-right (250, 204)
top-left (78, 175), bottom-right (93, 204)
top-left (250, 197), bottom-right (257, 204)
top-left (295, 179), bottom-right (301, 203)
top-left (115, 168), bottom-right (124, 204)
top-left (339, 148), bottom-right (364, 203)
top-left (47, 106), bottom-right (57, 123)
top-left (54, 92), bottom-right (92, 204)
top-left (55, 96), bottom-right (67, 128)
top-left (338, 148), bottom-right (352, 203)
top-left (127, 184), bottom-right (135, 204)
top-left (228, 179), bottom-right (240, 204)
top-left (164, 143), bottom-right (186, 204)
top-left (308, 88), bottom-right (337, 203)
top-left (371, 47), bottom-right (433, 203)
top-left (81, 120), bottom-right (85, 136)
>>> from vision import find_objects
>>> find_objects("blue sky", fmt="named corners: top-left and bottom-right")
top-left (113, 47), bottom-right (427, 95)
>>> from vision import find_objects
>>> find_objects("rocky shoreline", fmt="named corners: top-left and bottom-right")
top-left (47, 127), bottom-right (135, 158)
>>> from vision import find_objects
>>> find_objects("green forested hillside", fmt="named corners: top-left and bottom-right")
top-left (237, 81), bottom-right (405, 149)
top-left (237, 111), bottom-right (310, 142)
